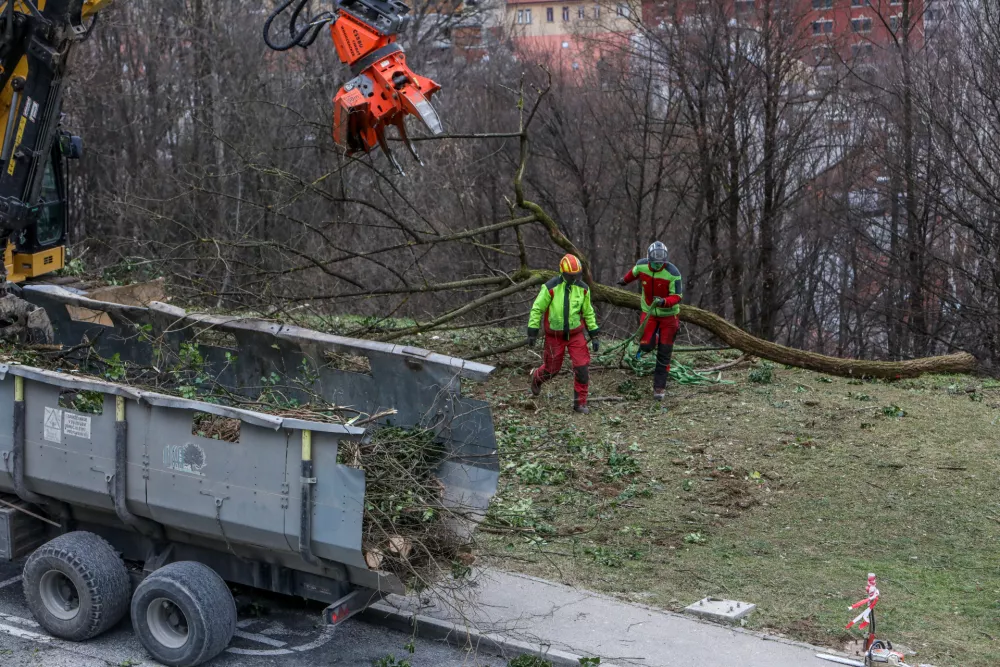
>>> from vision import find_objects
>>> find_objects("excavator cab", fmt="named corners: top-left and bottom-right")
top-left (2, 137), bottom-right (76, 283)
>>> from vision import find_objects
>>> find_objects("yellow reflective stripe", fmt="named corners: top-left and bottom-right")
top-left (302, 430), bottom-right (312, 462)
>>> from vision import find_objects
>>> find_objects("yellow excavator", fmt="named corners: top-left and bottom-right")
top-left (0, 0), bottom-right (104, 286)
top-left (0, 0), bottom-right (440, 341)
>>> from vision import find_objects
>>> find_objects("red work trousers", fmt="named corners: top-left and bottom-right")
top-left (533, 331), bottom-right (590, 406)
top-left (639, 314), bottom-right (679, 390)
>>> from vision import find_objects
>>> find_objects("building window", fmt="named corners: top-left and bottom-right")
top-left (616, 3), bottom-right (629, 16)
top-left (578, 5), bottom-right (585, 16)
top-left (851, 16), bottom-right (872, 32)
top-left (812, 45), bottom-right (833, 64)
top-left (562, 6), bottom-right (570, 20)
top-left (546, 6), bottom-right (554, 21)
top-left (736, 0), bottom-right (754, 11)
top-left (851, 42), bottom-right (873, 58)
top-left (812, 0), bottom-right (833, 9)
top-left (889, 0), bottom-right (900, 4)
top-left (812, 19), bottom-right (833, 34)
top-left (889, 14), bottom-right (900, 31)
top-left (851, 0), bottom-right (866, 5)
top-left (516, 8), bottom-right (532, 23)
top-left (594, 4), bottom-right (600, 18)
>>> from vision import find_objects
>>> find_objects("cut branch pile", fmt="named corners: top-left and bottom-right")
top-left (342, 427), bottom-right (473, 584)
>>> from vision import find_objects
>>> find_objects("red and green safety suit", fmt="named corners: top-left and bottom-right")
top-left (620, 259), bottom-right (683, 390)
top-left (527, 275), bottom-right (600, 407)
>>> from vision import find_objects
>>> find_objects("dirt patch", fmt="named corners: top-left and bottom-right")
top-left (704, 476), bottom-right (760, 513)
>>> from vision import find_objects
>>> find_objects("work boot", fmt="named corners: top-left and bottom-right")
top-left (573, 404), bottom-right (590, 414)
top-left (530, 368), bottom-right (542, 396)
top-left (653, 388), bottom-right (665, 401)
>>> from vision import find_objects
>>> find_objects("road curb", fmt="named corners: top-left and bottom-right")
top-left (359, 601), bottom-right (617, 667)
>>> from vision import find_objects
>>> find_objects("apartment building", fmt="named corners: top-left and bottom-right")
top-left (504, 0), bottom-right (640, 71)
top-left (803, 0), bottom-right (926, 64)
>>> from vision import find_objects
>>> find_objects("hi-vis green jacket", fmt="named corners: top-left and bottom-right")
top-left (621, 259), bottom-right (683, 317)
top-left (527, 276), bottom-right (600, 339)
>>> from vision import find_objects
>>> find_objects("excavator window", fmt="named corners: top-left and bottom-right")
top-left (35, 157), bottom-right (64, 247)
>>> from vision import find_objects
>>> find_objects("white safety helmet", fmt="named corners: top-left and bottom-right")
top-left (647, 241), bottom-right (669, 268)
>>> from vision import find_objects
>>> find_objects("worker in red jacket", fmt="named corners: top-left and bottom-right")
top-left (618, 241), bottom-right (682, 400)
top-left (527, 254), bottom-right (600, 413)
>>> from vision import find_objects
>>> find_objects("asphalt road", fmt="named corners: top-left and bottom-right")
top-left (0, 559), bottom-right (505, 667)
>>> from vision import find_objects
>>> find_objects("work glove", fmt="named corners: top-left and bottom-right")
top-left (652, 297), bottom-right (665, 308)
top-left (616, 278), bottom-right (627, 286)
top-left (526, 327), bottom-right (539, 347)
top-left (591, 336), bottom-right (600, 353)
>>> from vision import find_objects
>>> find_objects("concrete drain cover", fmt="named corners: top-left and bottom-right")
top-left (683, 597), bottom-right (756, 623)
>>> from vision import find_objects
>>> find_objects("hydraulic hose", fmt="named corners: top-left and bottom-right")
top-left (263, 0), bottom-right (332, 52)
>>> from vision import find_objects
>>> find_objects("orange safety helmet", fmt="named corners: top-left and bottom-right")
top-left (559, 254), bottom-right (583, 276)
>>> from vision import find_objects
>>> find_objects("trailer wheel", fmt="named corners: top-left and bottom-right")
top-left (131, 561), bottom-right (236, 667)
top-left (22, 531), bottom-right (130, 641)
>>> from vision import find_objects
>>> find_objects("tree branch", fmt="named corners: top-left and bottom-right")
top-left (380, 275), bottom-right (546, 341)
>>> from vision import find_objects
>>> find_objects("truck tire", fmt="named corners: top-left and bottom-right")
top-left (131, 561), bottom-right (236, 667)
top-left (22, 531), bottom-right (130, 641)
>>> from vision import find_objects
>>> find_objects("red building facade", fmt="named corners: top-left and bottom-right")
top-left (640, 0), bottom-right (925, 65)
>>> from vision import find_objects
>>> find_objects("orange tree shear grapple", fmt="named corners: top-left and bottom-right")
top-left (263, 0), bottom-right (442, 174)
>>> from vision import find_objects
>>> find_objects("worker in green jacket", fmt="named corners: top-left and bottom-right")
top-left (618, 241), bottom-right (682, 400)
top-left (527, 254), bottom-right (600, 413)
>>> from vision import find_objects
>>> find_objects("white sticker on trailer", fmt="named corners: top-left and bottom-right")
top-left (43, 407), bottom-right (62, 443)
top-left (63, 412), bottom-right (91, 439)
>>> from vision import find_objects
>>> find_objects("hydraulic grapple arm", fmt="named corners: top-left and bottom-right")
top-left (264, 0), bottom-right (443, 174)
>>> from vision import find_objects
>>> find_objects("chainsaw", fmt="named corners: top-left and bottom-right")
top-left (263, 0), bottom-right (443, 174)
top-left (865, 639), bottom-right (909, 666)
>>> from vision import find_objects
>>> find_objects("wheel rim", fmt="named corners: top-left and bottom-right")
top-left (146, 598), bottom-right (190, 649)
top-left (39, 570), bottom-right (80, 621)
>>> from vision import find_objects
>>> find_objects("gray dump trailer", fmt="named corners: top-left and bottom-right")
top-left (0, 286), bottom-right (500, 667)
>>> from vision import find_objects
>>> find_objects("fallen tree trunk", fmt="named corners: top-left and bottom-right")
top-left (511, 270), bottom-right (975, 379)
top-left (592, 281), bottom-right (977, 379)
